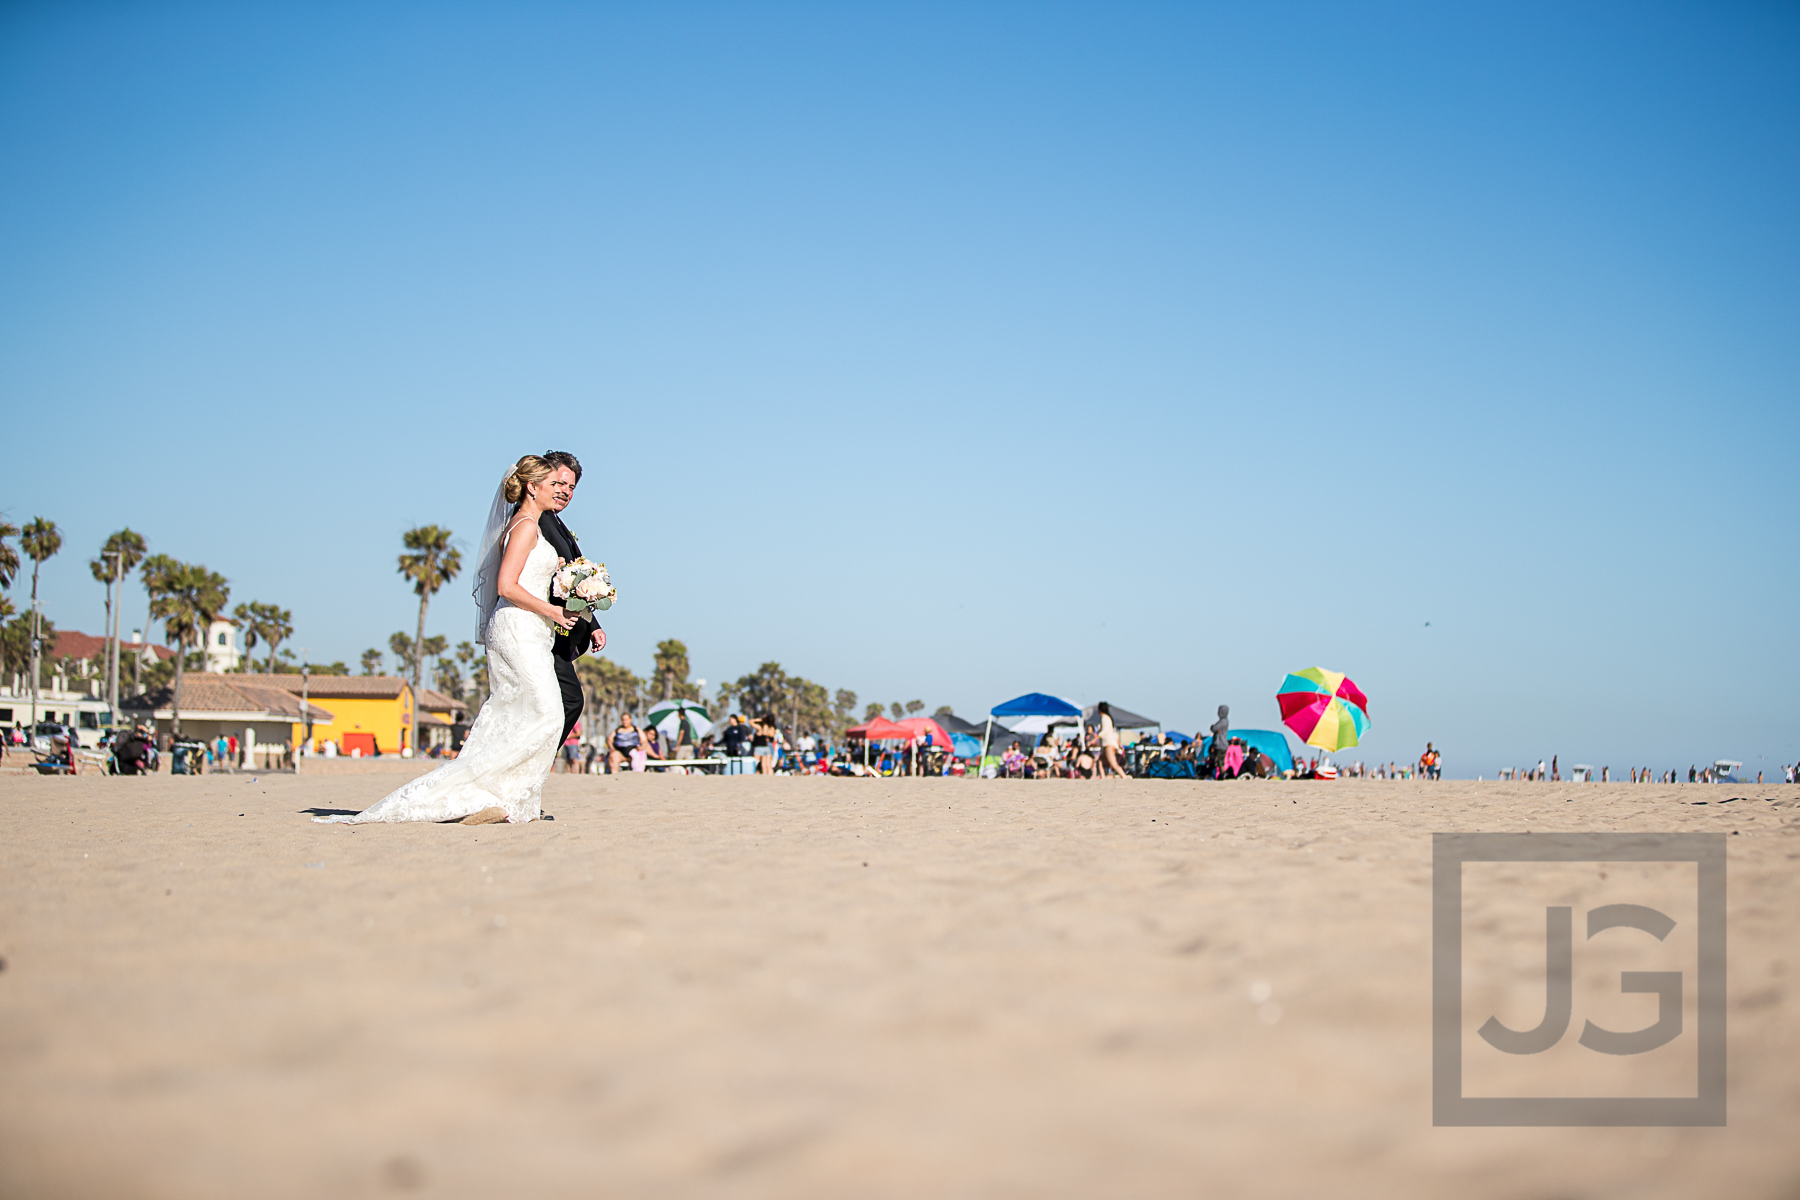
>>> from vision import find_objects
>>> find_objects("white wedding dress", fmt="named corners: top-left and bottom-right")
top-left (314, 529), bottom-right (563, 825)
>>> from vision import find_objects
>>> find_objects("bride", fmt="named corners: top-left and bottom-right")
top-left (314, 455), bottom-right (577, 825)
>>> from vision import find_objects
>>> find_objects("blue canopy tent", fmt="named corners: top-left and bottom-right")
top-left (983, 693), bottom-right (1082, 768)
top-left (1200, 728), bottom-right (1296, 775)
top-left (1164, 730), bottom-right (1192, 744)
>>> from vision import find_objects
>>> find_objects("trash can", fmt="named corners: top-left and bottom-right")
top-left (170, 741), bottom-right (206, 775)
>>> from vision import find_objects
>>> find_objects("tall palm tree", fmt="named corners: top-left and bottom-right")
top-left (397, 525), bottom-right (461, 755)
top-left (233, 602), bottom-right (267, 670)
top-left (232, 600), bottom-right (294, 672)
top-left (143, 555), bottom-right (229, 736)
top-left (260, 603), bottom-right (293, 672)
top-left (21, 517), bottom-right (61, 723)
top-left (652, 639), bottom-right (697, 701)
top-left (91, 528), bottom-right (147, 710)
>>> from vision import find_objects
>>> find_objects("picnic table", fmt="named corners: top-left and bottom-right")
top-left (638, 756), bottom-right (753, 775)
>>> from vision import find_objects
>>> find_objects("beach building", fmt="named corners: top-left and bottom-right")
top-left (120, 676), bottom-right (334, 769)
top-left (1, 631), bottom-right (177, 746)
top-left (228, 675), bottom-right (465, 756)
top-left (203, 618), bottom-right (242, 673)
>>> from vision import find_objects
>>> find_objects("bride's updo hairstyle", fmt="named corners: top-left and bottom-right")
top-left (503, 454), bottom-right (553, 505)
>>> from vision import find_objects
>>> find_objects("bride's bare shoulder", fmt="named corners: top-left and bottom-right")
top-left (503, 514), bottom-right (540, 545)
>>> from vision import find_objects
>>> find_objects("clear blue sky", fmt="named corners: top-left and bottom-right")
top-left (2, 2), bottom-right (1795, 775)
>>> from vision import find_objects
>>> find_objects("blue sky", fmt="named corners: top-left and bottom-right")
top-left (2, 2), bottom-right (1795, 775)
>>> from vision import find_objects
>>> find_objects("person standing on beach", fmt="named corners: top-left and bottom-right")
top-left (536, 451), bottom-right (607, 746)
top-left (1095, 702), bottom-right (1129, 778)
top-left (1207, 705), bottom-right (1229, 780)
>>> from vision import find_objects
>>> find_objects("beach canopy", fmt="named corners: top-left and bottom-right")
top-left (848, 717), bottom-right (953, 747)
top-left (934, 712), bottom-right (988, 736)
top-left (1200, 729), bottom-right (1295, 774)
top-left (1163, 730), bottom-right (1192, 744)
top-left (990, 692), bottom-right (1083, 736)
top-left (848, 717), bottom-right (910, 739)
top-left (949, 732), bottom-right (984, 758)
top-left (1082, 703), bottom-right (1158, 730)
top-left (1277, 667), bottom-right (1370, 751)
top-left (894, 717), bottom-right (953, 748)
top-left (991, 693), bottom-right (1081, 718)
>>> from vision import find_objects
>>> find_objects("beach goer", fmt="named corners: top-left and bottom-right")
top-left (752, 714), bottom-right (777, 775)
top-left (314, 454), bottom-right (580, 825)
top-left (1207, 705), bottom-right (1229, 779)
top-left (1223, 738), bottom-right (1245, 778)
top-left (1094, 702), bottom-right (1130, 778)
top-left (1001, 740), bottom-right (1028, 778)
top-left (609, 712), bottom-right (642, 773)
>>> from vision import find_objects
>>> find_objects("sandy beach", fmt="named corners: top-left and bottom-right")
top-left (1, 770), bottom-right (1795, 1199)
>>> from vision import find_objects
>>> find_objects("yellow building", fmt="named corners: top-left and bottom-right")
top-left (232, 674), bottom-right (463, 756)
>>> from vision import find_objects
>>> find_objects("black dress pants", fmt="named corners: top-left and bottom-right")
top-left (553, 656), bottom-right (584, 746)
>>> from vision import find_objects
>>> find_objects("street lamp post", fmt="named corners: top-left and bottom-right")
top-left (298, 649), bottom-right (309, 775)
top-left (103, 549), bottom-right (122, 723)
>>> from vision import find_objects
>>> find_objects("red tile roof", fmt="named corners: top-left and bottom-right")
top-left (121, 676), bottom-right (334, 721)
top-left (233, 673), bottom-right (407, 699)
top-left (51, 630), bottom-right (174, 661)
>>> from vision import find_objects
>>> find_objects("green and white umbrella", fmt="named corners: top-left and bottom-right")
top-left (646, 699), bottom-right (711, 740)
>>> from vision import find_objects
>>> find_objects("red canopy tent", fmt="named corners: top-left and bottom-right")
top-left (847, 717), bottom-right (952, 747)
top-left (845, 716), bottom-right (954, 775)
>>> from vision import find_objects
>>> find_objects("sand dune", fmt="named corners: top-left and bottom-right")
top-left (1, 772), bottom-right (1794, 1198)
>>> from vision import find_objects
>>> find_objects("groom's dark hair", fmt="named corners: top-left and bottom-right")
top-left (543, 450), bottom-right (583, 483)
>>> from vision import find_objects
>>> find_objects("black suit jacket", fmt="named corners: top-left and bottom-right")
top-left (538, 510), bottom-right (599, 662)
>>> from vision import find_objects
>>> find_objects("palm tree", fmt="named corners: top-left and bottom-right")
top-left (233, 600), bottom-right (293, 672)
top-left (260, 604), bottom-right (293, 671)
top-left (360, 648), bottom-right (383, 676)
top-left (233, 602), bottom-right (266, 668)
top-left (21, 517), bottom-right (61, 723)
top-left (454, 640), bottom-right (485, 707)
top-left (0, 517), bottom-right (19, 591)
top-left (397, 525), bottom-right (461, 756)
top-left (575, 656), bottom-right (644, 746)
top-left (143, 555), bottom-right (229, 736)
top-left (652, 638), bottom-right (698, 701)
top-left (90, 528), bottom-right (147, 711)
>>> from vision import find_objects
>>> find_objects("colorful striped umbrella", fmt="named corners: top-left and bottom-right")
top-left (1277, 667), bottom-right (1369, 751)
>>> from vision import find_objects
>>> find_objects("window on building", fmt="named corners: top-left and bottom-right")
top-left (0, 708), bottom-right (11, 722)
top-left (217, 632), bottom-right (228, 646)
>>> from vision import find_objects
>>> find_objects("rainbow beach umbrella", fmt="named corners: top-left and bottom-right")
top-left (1277, 667), bottom-right (1370, 751)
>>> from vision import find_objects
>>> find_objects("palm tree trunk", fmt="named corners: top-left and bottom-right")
top-left (28, 560), bottom-right (40, 725)
top-left (411, 593), bottom-right (429, 755)
top-left (172, 634), bottom-right (184, 738)
top-left (108, 558), bottom-right (121, 717)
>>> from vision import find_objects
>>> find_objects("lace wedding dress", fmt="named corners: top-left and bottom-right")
top-left (314, 530), bottom-right (563, 825)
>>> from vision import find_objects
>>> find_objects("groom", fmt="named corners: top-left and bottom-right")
top-left (539, 450), bottom-right (605, 745)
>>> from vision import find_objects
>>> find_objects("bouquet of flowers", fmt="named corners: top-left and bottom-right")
top-left (550, 557), bottom-right (616, 617)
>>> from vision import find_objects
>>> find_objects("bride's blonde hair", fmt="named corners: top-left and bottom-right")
top-left (502, 454), bottom-right (553, 504)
